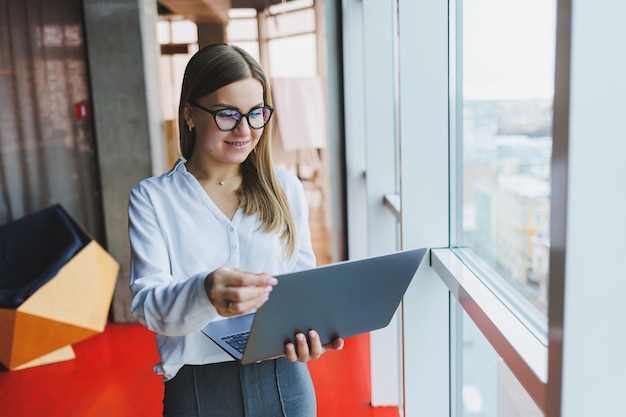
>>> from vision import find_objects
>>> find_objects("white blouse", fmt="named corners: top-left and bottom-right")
top-left (128, 158), bottom-right (316, 381)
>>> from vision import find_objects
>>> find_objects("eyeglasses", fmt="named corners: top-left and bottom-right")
top-left (190, 101), bottom-right (274, 132)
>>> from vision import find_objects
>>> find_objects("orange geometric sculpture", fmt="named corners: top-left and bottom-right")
top-left (0, 205), bottom-right (118, 370)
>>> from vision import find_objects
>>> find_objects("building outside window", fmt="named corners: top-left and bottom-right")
top-left (450, 0), bottom-right (557, 415)
top-left (454, 0), bottom-right (556, 316)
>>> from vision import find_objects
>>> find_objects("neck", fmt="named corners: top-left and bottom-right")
top-left (185, 158), bottom-right (241, 187)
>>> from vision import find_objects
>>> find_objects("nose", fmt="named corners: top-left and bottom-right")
top-left (233, 116), bottom-right (252, 135)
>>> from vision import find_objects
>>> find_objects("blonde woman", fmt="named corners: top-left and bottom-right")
top-left (128, 43), bottom-right (343, 416)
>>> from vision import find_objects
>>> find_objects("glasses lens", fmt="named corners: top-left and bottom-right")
top-left (248, 107), bottom-right (271, 129)
top-left (212, 106), bottom-right (272, 131)
top-left (214, 109), bottom-right (241, 131)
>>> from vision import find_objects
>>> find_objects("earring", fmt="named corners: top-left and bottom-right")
top-left (188, 125), bottom-right (193, 132)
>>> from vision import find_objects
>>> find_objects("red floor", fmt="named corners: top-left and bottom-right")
top-left (308, 333), bottom-right (399, 417)
top-left (0, 323), bottom-right (398, 416)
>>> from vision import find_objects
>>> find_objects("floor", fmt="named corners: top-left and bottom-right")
top-left (0, 183), bottom-right (400, 416)
top-left (0, 324), bottom-right (398, 416)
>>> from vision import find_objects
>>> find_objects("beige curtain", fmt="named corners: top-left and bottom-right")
top-left (0, 0), bottom-right (103, 241)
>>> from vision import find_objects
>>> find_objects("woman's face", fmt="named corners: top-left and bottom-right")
top-left (186, 77), bottom-right (265, 166)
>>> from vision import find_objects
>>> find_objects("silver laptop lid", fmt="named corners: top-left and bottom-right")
top-left (240, 248), bottom-right (427, 364)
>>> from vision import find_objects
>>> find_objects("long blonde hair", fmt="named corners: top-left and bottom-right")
top-left (178, 44), bottom-right (296, 258)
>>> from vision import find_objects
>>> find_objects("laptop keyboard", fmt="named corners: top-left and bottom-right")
top-left (221, 331), bottom-right (250, 354)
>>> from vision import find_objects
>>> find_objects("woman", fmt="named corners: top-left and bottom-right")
top-left (128, 43), bottom-right (343, 416)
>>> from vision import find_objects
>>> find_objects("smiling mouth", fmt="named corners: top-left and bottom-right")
top-left (225, 140), bottom-right (249, 146)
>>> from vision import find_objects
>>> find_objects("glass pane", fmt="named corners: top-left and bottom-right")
top-left (157, 20), bottom-right (171, 44)
top-left (170, 20), bottom-right (197, 44)
top-left (227, 41), bottom-right (260, 65)
top-left (268, 0), bottom-right (313, 14)
top-left (227, 17), bottom-right (258, 41)
top-left (266, 8), bottom-right (315, 39)
top-left (229, 8), bottom-right (257, 19)
top-left (268, 34), bottom-right (317, 77)
top-left (456, 302), bottom-right (544, 417)
top-left (157, 19), bottom-right (198, 45)
top-left (457, 0), bottom-right (556, 314)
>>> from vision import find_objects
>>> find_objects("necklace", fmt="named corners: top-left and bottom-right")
top-left (217, 176), bottom-right (240, 186)
top-left (185, 161), bottom-right (240, 187)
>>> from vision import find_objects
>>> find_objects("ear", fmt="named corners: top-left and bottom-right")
top-left (183, 103), bottom-right (194, 128)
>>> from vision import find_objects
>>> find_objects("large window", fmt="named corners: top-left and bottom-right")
top-left (266, 1), bottom-right (317, 77)
top-left (345, 0), bottom-right (626, 416)
top-left (454, 0), bottom-right (556, 317)
top-left (449, 0), bottom-right (557, 413)
top-left (226, 8), bottom-right (260, 63)
top-left (396, 0), bottom-right (557, 414)
top-left (227, 0), bottom-right (317, 77)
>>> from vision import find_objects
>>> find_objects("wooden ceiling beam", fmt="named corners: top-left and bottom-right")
top-left (158, 0), bottom-right (231, 24)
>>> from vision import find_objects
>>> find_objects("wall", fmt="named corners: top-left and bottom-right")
top-left (83, 0), bottom-right (165, 322)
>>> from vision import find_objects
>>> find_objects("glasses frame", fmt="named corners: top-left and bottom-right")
top-left (190, 101), bottom-right (274, 132)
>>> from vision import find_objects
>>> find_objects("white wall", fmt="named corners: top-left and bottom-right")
top-left (556, 1), bottom-right (626, 415)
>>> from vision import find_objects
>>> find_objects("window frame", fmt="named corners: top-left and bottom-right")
top-left (397, 0), bottom-right (451, 415)
top-left (432, 249), bottom-right (548, 410)
top-left (342, 0), bottom-right (626, 416)
top-left (400, 0), bottom-right (556, 413)
top-left (342, 0), bottom-right (404, 406)
top-left (436, 0), bottom-right (559, 411)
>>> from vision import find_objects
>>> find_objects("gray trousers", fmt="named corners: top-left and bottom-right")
top-left (162, 358), bottom-right (316, 417)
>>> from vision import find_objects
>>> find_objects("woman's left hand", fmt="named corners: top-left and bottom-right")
top-left (284, 330), bottom-right (344, 363)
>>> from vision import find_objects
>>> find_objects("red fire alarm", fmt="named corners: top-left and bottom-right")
top-left (74, 101), bottom-right (91, 119)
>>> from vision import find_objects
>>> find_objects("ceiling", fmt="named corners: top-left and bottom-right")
top-left (158, 0), bottom-right (294, 23)
top-left (231, 0), bottom-right (290, 8)
top-left (157, 0), bottom-right (229, 23)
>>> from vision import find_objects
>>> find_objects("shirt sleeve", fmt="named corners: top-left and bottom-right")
top-left (128, 183), bottom-right (218, 336)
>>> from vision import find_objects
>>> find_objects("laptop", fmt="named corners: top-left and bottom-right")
top-left (201, 248), bottom-right (427, 365)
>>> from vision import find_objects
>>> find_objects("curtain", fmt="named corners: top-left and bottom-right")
top-left (270, 76), bottom-right (327, 183)
top-left (0, 0), bottom-right (103, 241)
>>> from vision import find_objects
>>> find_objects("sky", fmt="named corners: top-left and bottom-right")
top-left (462, 0), bottom-right (557, 100)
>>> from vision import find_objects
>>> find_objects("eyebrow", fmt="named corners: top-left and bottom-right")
top-left (211, 102), bottom-right (265, 112)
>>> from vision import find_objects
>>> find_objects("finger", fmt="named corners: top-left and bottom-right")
top-left (209, 272), bottom-right (272, 303)
top-left (295, 333), bottom-right (310, 361)
top-left (248, 272), bottom-right (278, 287)
top-left (226, 290), bottom-right (271, 316)
top-left (323, 337), bottom-right (345, 352)
top-left (285, 342), bottom-right (298, 362)
top-left (217, 269), bottom-right (277, 288)
top-left (224, 284), bottom-right (273, 303)
top-left (216, 286), bottom-right (271, 316)
top-left (206, 269), bottom-right (277, 317)
top-left (307, 330), bottom-right (323, 359)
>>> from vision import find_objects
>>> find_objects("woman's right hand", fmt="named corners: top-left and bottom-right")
top-left (204, 268), bottom-right (277, 317)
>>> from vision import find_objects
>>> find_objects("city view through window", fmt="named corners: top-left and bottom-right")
top-left (456, 2), bottom-right (556, 415)
top-left (458, 0), bottom-right (556, 315)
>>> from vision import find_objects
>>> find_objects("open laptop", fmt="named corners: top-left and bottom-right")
top-left (201, 247), bottom-right (427, 365)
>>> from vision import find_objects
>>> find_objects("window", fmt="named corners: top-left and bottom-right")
top-left (455, 298), bottom-right (544, 417)
top-left (266, 1), bottom-right (317, 77)
top-left (398, 0), bottom-right (556, 413)
top-left (453, 0), bottom-right (556, 317)
top-left (227, 8), bottom-right (260, 62)
top-left (445, 0), bottom-right (557, 413)
top-left (345, 0), bottom-right (626, 416)
top-left (226, 1), bottom-right (317, 77)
